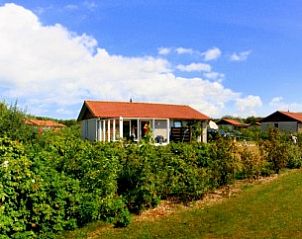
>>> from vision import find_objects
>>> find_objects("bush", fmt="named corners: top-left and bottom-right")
top-left (260, 129), bottom-right (290, 174)
top-left (0, 137), bottom-right (83, 238)
top-left (235, 143), bottom-right (266, 179)
top-left (0, 101), bottom-right (36, 142)
top-left (286, 144), bottom-right (302, 169)
top-left (3, 102), bottom-right (300, 237)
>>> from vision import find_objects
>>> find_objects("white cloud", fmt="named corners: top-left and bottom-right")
top-left (83, 1), bottom-right (97, 11)
top-left (235, 95), bottom-right (262, 114)
top-left (176, 63), bottom-right (211, 72)
top-left (64, 4), bottom-right (79, 11)
top-left (158, 47), bottom-right (171, 55)
top-left (269, 96), bottom-right (284, 106)
top-left (0, 3), bottom-right (260, 118)
top-left (201, 47), bottom-right (221, 61)
top-left (203, 72), bottom-right (224, 81)
top-left (269, 96), bottom-right (302, 112)
top-left (175, 47), bottom-right (194, 55)
top-left (230, 50), bottom-right (251, 62)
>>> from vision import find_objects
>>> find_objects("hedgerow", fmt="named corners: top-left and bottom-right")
top-left (2, 102), bottom-right (302, 237)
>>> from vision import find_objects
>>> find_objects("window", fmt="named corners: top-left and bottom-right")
top-left (155, 120), bottom-right (167, 129)
top-left (274, 123), bottom-right (278, 128)
top-left (174, 121), bottom-right (181, 128)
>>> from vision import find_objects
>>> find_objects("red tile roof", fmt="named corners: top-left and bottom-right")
top-left (25, 119), bottom-right (65, 128)
top-left (78, 101), bottom-right (209, 120)
top-left (221, 118), bottom-right (243, 127)
top-left (279, 111), bottom-right (302, 122)
top-left (218, 118), bottom-right (248, 127)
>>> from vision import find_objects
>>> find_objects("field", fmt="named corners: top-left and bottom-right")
top-left (61, 170), bottom-right (302, 239)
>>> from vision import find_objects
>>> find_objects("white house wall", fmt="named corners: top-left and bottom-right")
top-left (202, 121), bottom-right (207, 143)
top-left (81, 119), bottom-right (98, 141)
top-left (261, 121), bottom-right (298, 132)
top-left (153, 120), bottom-right (168, 142)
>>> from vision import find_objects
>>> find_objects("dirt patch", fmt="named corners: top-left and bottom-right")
top-left (135, 174), bottom-right (279, 222)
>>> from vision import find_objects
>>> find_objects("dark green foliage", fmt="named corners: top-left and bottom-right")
top-left (261, 129), bottom-right (291, 173)
top-left (0, 137), bottom-right (82, 238)
top-left (0, 102), bottom-right (36, 142)
top-left (4, 102), bottom-right (302, 237)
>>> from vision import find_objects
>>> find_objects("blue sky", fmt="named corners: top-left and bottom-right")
top-left (0, 1), bottom-right (302, 119)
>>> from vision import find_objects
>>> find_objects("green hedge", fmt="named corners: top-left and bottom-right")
top-left (2, 109), bottom-right (302, 238)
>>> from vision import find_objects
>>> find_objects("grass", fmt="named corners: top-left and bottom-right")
top-left (59, 170), bottom-right (302, 239)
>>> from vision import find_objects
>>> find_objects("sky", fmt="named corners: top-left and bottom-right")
top-left (0, 1), bottom-right (302, 119)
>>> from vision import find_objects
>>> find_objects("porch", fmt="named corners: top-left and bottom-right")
top-left (96, 117), bottom-right (170, 144)
top-left (95, 117), bottom-right (207, 143)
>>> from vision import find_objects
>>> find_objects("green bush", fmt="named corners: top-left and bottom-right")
top-left (0, 137), bottom-right (83, 238)
top-left (286, 144), bottom-right (302, 169)
top-left (0, 102), bottom-right (36, 142)
top-left (260, 129), bottom-right (290, 173)
top-left (3, 102), bottom-right (300, 237)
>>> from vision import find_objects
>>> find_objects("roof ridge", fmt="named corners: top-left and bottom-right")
top-left (85, 100), bottom-right (189, 107)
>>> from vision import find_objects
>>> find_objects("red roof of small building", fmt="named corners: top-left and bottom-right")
top-left (261, 111), bottom-right (302, 123)
top-left (217, 118), bottom-right (248, 127)
top-left (221, 118), bottom-right (243, 127)
top-left (25, 119), bottom-right (65, 128)
top-left (78, 100), bottom-right (209, 120)
top-left (279, 111), bottom-right (302, 122)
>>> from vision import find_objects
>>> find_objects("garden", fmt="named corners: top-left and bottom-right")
top-left (1, 102), bottom-right (302, 238)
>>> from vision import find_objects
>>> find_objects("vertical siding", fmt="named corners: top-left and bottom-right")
top-left (81, 119), bottom-right (98, 141)
top-left (81, 121), bottom-right (86, 139)
top-left (261, 121), bottom-right (298, 132)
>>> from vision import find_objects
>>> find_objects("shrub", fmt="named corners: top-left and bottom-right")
top-left (286, 144), bottom-right (302, 169)
top-left (0, 137), bottom-right (83, 238)
top-left (206, 138), bottom-right (237, 187)
top-left (235, 143), bottom-right (266, 179)
top-left (117, 144), bottom-right (161, 213)
top-left (260, 129), bottom-right (290, 174)
top-left (0, 101), bottom-right (36, 142)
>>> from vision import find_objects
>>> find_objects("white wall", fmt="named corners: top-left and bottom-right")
top-left (202, 121), bottom-right (207, 143)
top-left (81, 119), bottom-right (98, 141)
top-left (153, 120), bottom-right (168, 142)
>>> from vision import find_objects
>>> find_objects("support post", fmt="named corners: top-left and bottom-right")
top-left (103, 120), bottom-right (106, 142)
top-left (129, 120), bottom-right (132, 137)
top-left (119, 117), bottom-right (123, 140)
top-left (113, 119), bottom-right (116, 141)
top-left (137, 119), bottom-right (140, 141)
top-left (98, 119), bottom-right (102, 141)
top-left (152, 119), bottom-right (155, 140)
top-left (202, 121), bottom-right (207, 143)
top-left (167, 119), bottom-right (170, 144)
top-left (108, 119), bottom-right (111, 142)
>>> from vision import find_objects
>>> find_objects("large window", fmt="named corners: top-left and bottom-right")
top-left (155, 120), bottom-right (167, 129)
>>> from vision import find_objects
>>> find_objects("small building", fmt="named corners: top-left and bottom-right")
top-left (261, 111), bottom-right (302, 132)
top-left (77, 100), bottom-right (210, 143)
top-left (217, 118), bottom-right (248, 131)
top-left (25, 118), bottom-right (65, 133)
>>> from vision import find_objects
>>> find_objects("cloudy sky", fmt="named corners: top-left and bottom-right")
top-left (0, 1), bottom-right (302, 119)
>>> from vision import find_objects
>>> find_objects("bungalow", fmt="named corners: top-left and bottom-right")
top-left (77, 100), bottom-right (210, 143)
top-left (217, 118), bottom-right (248, 131)
top-left (261, 111), bottom-right (302, 133)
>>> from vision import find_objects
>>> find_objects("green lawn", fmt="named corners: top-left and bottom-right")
top-left (60, 170), bottom-right (302, 239)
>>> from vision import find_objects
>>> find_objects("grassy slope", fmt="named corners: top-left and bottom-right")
top-left (61, 170), bottom-right (302, 239)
